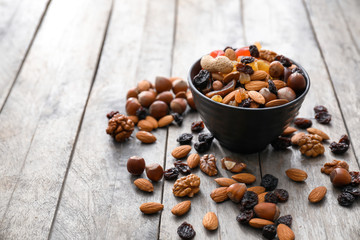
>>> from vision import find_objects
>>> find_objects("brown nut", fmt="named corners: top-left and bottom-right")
top-left (127, 156), bottom-right (145, 175)
top-left (221, 157), bottom-right (246, 173)
top-left (253, 202), bottom-right (280, 221)
top-left (175, 91), bottom-right (187, 99)
top-left (137, 120), bottom-right (153, 132)
top-left (277, 87), bottom-right (296, 102)
top-left (126, 87), bottom-right (138, 99)
top-left (210, 187), bottom-right (229, 203)
top-left (321, 160), bottom-right (349, 175)
top-left (170, 98), bottom-right (187, 114)
top-left (126, 97), bottom-right (141, 116)
top-left (259, 88), bottom-right (277, 103)
top-left (138, 91), bottom-right (156, 107)
top-left (127, 115), bottom-right (139, 125)
top-left (269, 61), bottom-right (284, 78)
top-left (155, 76), bottom-right (172, 93)
top-left (330, 168), bottom-right (351, 187)
top-left (173, 174), bottom-right (200, 197)
top-left (156, 91), bottom-right (174, 104)
top-left (186, 91), bottom-right (196, 110)
top-left (172, 79), bottom-right (188, 94)
top-left (226, 183), bottom-right (247, 203)
top-left (212, 80), bottom-right (223, 91)
top-left (137, 80), bottom-right (151, 92)
top-left (145, 116), bottom-right (158, 129)
top-left (146, 163), bottom-right (164, 181)
top-left (287, 72), bottom-right (306, 92)
top-left (149, 100), bottom-right (168, 119)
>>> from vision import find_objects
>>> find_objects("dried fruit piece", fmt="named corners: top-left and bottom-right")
top-left (215, 178), bottom-right (238, 187)
top-left (106, 111), bottom-right (119, 119)
top-left (249, 45), bottom-right (260, 57)
top-left (194, 141), bottom-right (211, 153)
top-left (221, 157), bottom-right (247, 173)
top-left (202, 212), bottom-right (218, 230)
top-left (136, 106), bottom-right (149, 120)
top-left (171, 201), bottom-right (191, 216)
top-left (249, 218), bottom-right (274, 229)
top-left (177, 133), bottom-right (193, 145)
top-left (139, 202), bottom-right (164, 214)
top-left (210, 187), bottom-right (229, 203)
top-left (236, 209), bottom-right (254, 224)
top-left (349, 171), bottom-right (360, 186)
top-left (262, 224), bottom-right (277, 240)
top-left (177, 222), bottom-right (196, 239)
top-left (198, 133), bottom-right (214, 144)
top-left (298, 134), bottom-right (325, 157)
top-left (314, 105), bottom-right (328, 113)
top-left (187, 153), bottom-right (200, 168)
top-left (329, 134), bottom-right (350, 154)
top-left (106, 114), bottom-right (135, 142)
top-left (239, 98), bottom-right (252, 108)
top-left (261, 174), bottom-right (278, 191)
top-left (321, 160), bottom-right (349, 175)
top-left (271, 136), bottom-right (291, 150)
top-left (268, 79), bottom-right (278, 95)
top-left (232, 173), bottom-right (256, 184)
top-left (200, 154), bottom-right (218, 176)
top-left (337, 192), bottom-right (355, 207)
top-left (274, 55), bottom-right (292, 67)
top-left (277, 224), bottom-right (295, 240)
top-left (237, 62), bottom-right (254, 75)
top-left (339, 134), bottom-right (350, 145)
top-left (265, 192), bottom-right (278, 204)
top-left (247, 186), bottom-right (266, 195)
top-left (241, 191), bottom-right (258, 209)
top-left (276, 215), bottom-right (293, 227)
top-left (308, 186), bottom-right (327, 203)
top-left (193, 69), bottom-right (212, 90)
top-left (174, 161), bottom-right (192, 175)
top-left (342, 185), bottom-right (360, 197)
top-left (274, 189), bottom-right (289, 203)
top-left (191, 120), bottom-right (204, 132)
top-left (172, 112), bottom-right (184, 125)
top-left (286, 168), bottom-right (308, 182)
top-left (164, 167), bottom-right (179, 180)
top-left (173, 174), bottom-right (200, 197)
top-left (315, 111), bottom-right (332, 124)
top-left (172, 145), bottom-right (192, 159)
top-left (294, 118), bottom-right (312, 129)
top-left (134, 178), bottom-right (154, 192)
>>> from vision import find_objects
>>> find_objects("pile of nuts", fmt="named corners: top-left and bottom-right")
top-left (193, 44), bottom-right (307, 108)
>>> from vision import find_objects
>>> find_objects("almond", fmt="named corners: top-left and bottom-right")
top-left (214, 178), bottom-right (238, 187)
top-left (136, 131), bottom-right (156, 143)
top-left (282, 126), bottom-right (297, 136)
top-left (308, 186), bottom-right (327, 203)
top-left (187, 153), bottom-right (200, 168)
top-left (171, 200), bottom-right (191, 216)
top-left (139, 202), bottom-right (164, 214)
top-left (286, 168), bottom-right (308, 182)
top-left (277, 224), bottom-right (295, 240)
top-left (250, 70), bottom-right (268, 80)
top-left (127, 115), bottom-right (139, 125)
top-left (226, 183), bottom-right (247, 203)
top-left (245, 81), bottom-right (268, 91)
top-left (247, 186), bottom-right (266, 195)
top-left (248, 90), bottom-right (265, 105)
top-left (158, 115), bottom-right (174, 127)
top-left (210, 187), bottom-right (229, 203)
top-left (145, 116), bottom-right (158, 129)
top-left (137, 120), bottom-right (153, 132)
top-left (203, 212), bottom-right (218, 230)
top-left (249, 218), bottom-right (274, 228)
top-left (265, 99), bottom-right (289, 107)
top-left (307, 127), bottom-right (329, 140)
top-left (253, 202), bottom-right (280, 221)
top-left (134, 178), bottom-right (154, 192)
top-left (232, 173), bottom-right (256, 184)
top-left (291, 132), bottom-right (306, 145)
top-left (222, 90), bottom-right (237, 104)
top-left (171, 145), bottom-right (192, 159)
top-left (273, 79), bottom-right (286, 89)
top-left (223, 71), bottom-right (240, 84)
top-left (258, 192), bottom-right (268, 203)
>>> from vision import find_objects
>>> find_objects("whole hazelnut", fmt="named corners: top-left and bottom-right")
top-left (259, 88), bottom-right (277, 103)
top-left (269, 61), bottom-right (284, 78)
top-left (277, 87), bottom-right (296, 102)
top-left (253, 202), bottom-right (280, 221)
top-left (186, 91), bottom-right (196, 110)
top-left (212, 80), bottom-right (223, 91)
top-left (283, 67), bottom-right (292, 83)
top-left (175, 91), bottom-right (187, 99)
top-left (146, 163), bottom-right (164, 181)
top-left (138, 91), bottom-right (156, 107)
top-left (287, 72), bottom-right (306, 92)
top-left (126, 87), bottom-right (138, 99)
top-left (330, 168), bottom-right (351, 187)
top-left (149, 100), bottom-right (169, 119)
top-left (226, 183), bottom-right (247, 203)
top-left (137, 80), bottom-right (151, 92)
top-left (156, 91), bottom-right (174, 104)
top-left (155, 76), bottom-right (172, 93)
top-left (170, 98), bottom-right (187, 114)
top-left (127, 156), bottom-right (145, 175)
top-left (172, 79), bottom-right (188, 94)
top-left (126, 97), bottom-right (141, 116)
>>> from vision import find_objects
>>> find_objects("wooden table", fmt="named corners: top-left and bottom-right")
top-left (0, 0), bottom-right (359, 239)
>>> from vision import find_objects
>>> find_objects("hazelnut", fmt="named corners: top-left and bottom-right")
top-left (126, 87), bottom-right (138, 99)
top-left (212, 80), bottom-right (223, 91)
top-left (138, 91), bottom-right (156, 107)
top-left (149, 100), bottom-right (168, 119)
top-left (287, 72), bottom-right (306, 92)
top-left (283, 67), bottom-right (292, 83)
top-left (155, 76), bottom-right (172, 93)
top-left (137, 80), bottom-right (151, 92)
top-left (146, 163), bottom-right (164, 181)
top-left (156, 91), bottom-right (174, 104)
top-left (277, 87), bottom-right (296, 102)
top-left (226, 183), bottom-right (247, 203)
top-left (269, 61), bottom-right (284, 78)
top-left (186, 91), bottom-right (196, 110)
top-left (330, 168), bottom-right (351, 187)
top-left (172, 79), bottom-right (188, 94)
top-left (221, 157), bottom-right (246, 173)
top-left (259, 88), bottom-right (277, 103)
top-left (126, 97), bottom-right (141, 116)
top-left (254, 202), bottom-right (280, 221)
top-left (175, 91), bottom-right (187, 99)
top-left (170, 98), bottom-right (187, 114)
top-left (127, 156), bottom-right (145, 175)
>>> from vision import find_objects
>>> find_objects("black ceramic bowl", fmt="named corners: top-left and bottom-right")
top-left (188, 58), bottom-right (310, 153)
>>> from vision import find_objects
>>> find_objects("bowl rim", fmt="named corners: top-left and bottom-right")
top-left (187, 57), bottom-right (311, 111)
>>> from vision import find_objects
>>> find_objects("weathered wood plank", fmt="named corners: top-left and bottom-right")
top-left (244, 0), bottom-right (360, 239)
top-left (0, 0), bottom-right (49, 109)
top-left (304, 0), bottom-right (360, 161)
top-left (159, 0), bottom-right (261, 239)
top-left (0, 0), bottom-right (112, 238)
top-left (50, 0), bottom-right (176, 239)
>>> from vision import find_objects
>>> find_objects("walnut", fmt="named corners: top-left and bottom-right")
top-left (173, 174), bottom-right (200, 197)
top-left (106, 114), bottom-right (135, 142)
top-left (321, 160), bottom-right (349, 175)
top-left (298, 134), bottom-right (324, 157)
top-left (200, 154), bottom-right (218, 176)
top-left (259, 49), bottom-right (277, 62)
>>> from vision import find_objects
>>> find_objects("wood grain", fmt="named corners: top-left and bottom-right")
top-left (159, 0), bottom-right (261, 239)
top-left (0, 0), bottom-right (112, 238)
top-left (50, 0), bottom-right (176, 239)
top-left (0, 0), bottom-right (49, 109)
top-left (244, 0), bottom-right (360, 239)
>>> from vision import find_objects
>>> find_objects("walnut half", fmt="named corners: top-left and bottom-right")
top-left (321, 160), bottom-right (349, 175)
top-left (200, 154), bottom-right (218, 176)
top-left (173, 174), bottom-right (200, 197)
top-left (298, 134), bottom-right (325, 157)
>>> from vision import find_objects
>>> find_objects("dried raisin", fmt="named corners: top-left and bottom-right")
top-left (106, 111), bottom-right (119, 119)
top-left (349, 171), bottom-right (360, 186)
top-left (172, 113), bottom-right (184, 126)
top-left (274, 55), bottom-right (292, 67)
top-left (313, 105), bottom-right (328, 114)
top-left (135, 106), bottom-right (149, 120)
top-left (224, 46), bottom-right (236, 52)
top-left (261, 174), bottom-right (278, 191)
top-left (291, 67), bottom-right (304, 76)
top-left (177, 133), bottom-right (193, 145)
top-left (240, 191), bottom-right (258, 209)
top-left (249, 45), bottom-right (259, 57)
top-left (274, 189), bottom-right (289, 203)
top-left (174, 161), bottom-right (191, 175)
top-left (329, 142), bottom-right (349, 154)
top-left (177, 222), bottom-right (196, 239)
top-left (164, 167), bottom-right (179, 180)
top-left (239, 98), bottom-right (252, 108)
top-left (294, 118), bottom-right (312, 129)
top-left (237, 63), bottom-right (254, 75)
top-left (337, 192), bottom-right (355, 207)
top-left (191, 120), bottom-right (204, 132)
top-left (265, 192), bottom-right (278, 204)
top-left (194, 141), bottom-right (210, 153)
top-left (268, 79), bottom-right (278, 95)
top-left (315, 112), bottom-right (331, 124)
top-left (276, 215), bottom-right (293, 227)
top-left (193, 69), bottom-right (212, 90)
top-left (241, 56), bottom-right (255, 64)
top-left (262, 224), bottom-right (277, 240)
top-left (236, 209), bottom-right (254, 224)
top-left (271, 136), bottom-right (291, 150)
top-left (339, 134), bottom-right (350, 145)
top-left (198, 133), bottom-right (214, 144)
top-left (342, 185), bottom-right (360, 197)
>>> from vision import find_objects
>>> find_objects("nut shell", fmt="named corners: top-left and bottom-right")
top-left (137, 80), bottom-right (151, 92)
top-left (277, 87), bottom-right (296, 102)
top-left (330, 168), bottom-right (351, 187)
top-left (269, 61), bottom-right (284, 78)
top-left (253, 202), bottom-right (280, 221)
top-left (138, 91), bottom-right (156, 107)
top-left (127, 156), bottom-right (145, 175)
top-left (156, 91), bottom-right (174, 104)
top-left (226, 183), bottom-right (247, 203)
top-left (126, 88), bottom-right (138, 99)
top-left (172, 79), bottom-right (188, 94)
top-left (126, 97), bottom-right (141, 116)
top-left (170, 98), bottom-right (187, 114)
top-left (287, 72), bottom-right (306, 92)
top-left (149, 100), bottom-right (169, 119)
top-left (155, 76), bottom-right (172, 93)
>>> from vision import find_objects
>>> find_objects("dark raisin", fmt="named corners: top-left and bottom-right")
top-left (337, 192), bottom-right (355, 207)
top-left (198, 133), bottom-right (214, 144)
top-left (236, 209), bottom-right (254, 224)
top-left (249, 45), bottom-right (259, 57)
top-left (276, 215), bottom-right (293, 227)
top-left (274, 189), bottom-right (289, 203)
top-left (271, 136), bottom-right (291, 150)
top-left (342, 185), bottom-right (360, 197)
top-left (239, 98), bottom-right (252, 108)
top-left (349, 171), bottom-right (360, 186)
top-left (329, 142), bottom-right (349, 154)
top-left (265, 192), bottom-right (278, 204)
top-left (291, 67), bottom-right (304, 76)
top-left (194, 141), bottom-right (210, 153)
top-left (262, 224), bottom-right (277, 240)
top-left (224, 46), bottom-right (236, 52)
top-left (240, 191), bottom-right (258, 209)
top-left (339, 134), bottom-right (350, 145)
top-left (174, 161), bottom-right (191, 175)
top-left (237, 63), bottom-right (254, 75)
top-left (294, 117), bottom-right (312, 129)
top-left (177, 222), bottom-right (196, 239)
top-left (274, 55), bottom-right (292, 67)
top-left (261, 174), bottom-right (278, 191)
top-left (193, 69), bottom-right (212, 90)
top-left (313, 105), bottom-right (328, 114)
top-left (268, 79), bottom-right (278, 95)
top-left (163, 167), bottom-right (179, 180)
top-left (172, 113), bottom-right (184, 126)
top-left (191, 120), bottom-right (204, 132)
top-left (177, 133), bottom-right (193, 145)
top-left (135, 107), bottom-right (149, 120)
top-left (241, 56), bottom-right (255, 64)
top-left (106, 111), bottom-right (119, 119)
top-left (315, 112), bottom-right (331, 124)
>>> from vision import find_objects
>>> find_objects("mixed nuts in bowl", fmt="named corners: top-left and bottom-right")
top-left (188, 44), bottom-right (310, 153)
